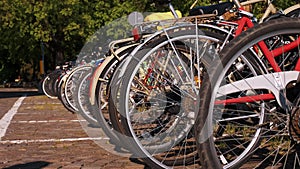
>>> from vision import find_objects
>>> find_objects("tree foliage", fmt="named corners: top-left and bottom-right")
top-left (0, 0), bottom-right (151, 82)
top-left (0, 0), bottom-right (297, 83)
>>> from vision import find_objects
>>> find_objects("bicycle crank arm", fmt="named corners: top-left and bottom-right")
top-left (216, 71), bottom-right (300, 108)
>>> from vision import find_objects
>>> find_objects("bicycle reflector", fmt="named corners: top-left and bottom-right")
top-left (132, 26), bottom-right (142, 42)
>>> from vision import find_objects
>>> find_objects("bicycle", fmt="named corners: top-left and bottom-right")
top-left (106, 0), bottom-right (300, 168)
top-left (58, 64), bottom-right (95, 113)
top-left (195, 17), bottom-right (300, 168)
top-left (90, 0), bottom-right (300, 130)
top-left (67, 0), bottom-right (300, 167)
top-left (73, 3), bottom-right (218, 161)
top-left (42, 63), bottom-right (72, 99)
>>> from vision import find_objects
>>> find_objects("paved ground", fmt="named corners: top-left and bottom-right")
top-left (0, 88), bottom-right (146, 169)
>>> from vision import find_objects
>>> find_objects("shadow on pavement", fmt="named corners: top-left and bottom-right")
top-left (129, 158), bottom-right (149, 168)
top-left (3, 161), bottom-right (51, 169)
top-left (0, 88), bottom-right (43, 98)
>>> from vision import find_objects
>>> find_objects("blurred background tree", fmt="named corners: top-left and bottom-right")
top-left (0, 0), bottom-right (297, 84)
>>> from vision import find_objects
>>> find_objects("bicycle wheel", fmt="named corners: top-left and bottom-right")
top-left (42, 75), bottom-right (57, 99)
top-left (42, 70), bottom-right (62, 99)
top-left (196, 17), bottom-right (300, 169)
top-left (73, 67), bottom-right (100, 125)
top-left (61, 65), bottom-right (93, 113)
top-left (57, 73), bottom-right (77, 113)
top-left (75, 44), bottom-right (138, 152)
top-left (118, 26), bottom-right (225, 168)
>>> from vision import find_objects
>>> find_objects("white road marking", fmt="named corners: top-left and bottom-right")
top-left (11, 119), bottom-right (86, 123)
top-left (0, 137), bottom-right (109, 144)
top-left (23, 102), bottom-right (61, 105)
top-left (0, 96), bottom-right (26, 140)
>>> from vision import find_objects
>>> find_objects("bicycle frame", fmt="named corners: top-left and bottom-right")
top-left (215, 13), bottom-right (300, 108)
top-left (240, 0), bottom-right (300, 23)
top-left (87, 13), bottom-right (221, 106)
top-left (87, 0), bottom-right (300, 108)
top-left (240, 0), bottom-right (277, 23)
top-left (228, 4), bottom-right (300, 71)
top-left (88, 38), bottom-right (139, 105)
top-left (162, 8), bottom-right (300, 108)
top-left (109, 6), bottom-right (299, 110)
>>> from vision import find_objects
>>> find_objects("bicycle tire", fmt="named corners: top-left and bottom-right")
top-left (73, 67), bottom-right (99, 126)
top-left (196, 17), bottom-right (300, 169)
top-left (118, 27), bottom-right (226, 168)
top-left (57, 72), bottom-right (77, 113)
top-left (62, 65), bottom-right (93, 112)
top-left (42, 70), bottom-right (62, 99)
top-left (42, 75), bottom-right (57, 99)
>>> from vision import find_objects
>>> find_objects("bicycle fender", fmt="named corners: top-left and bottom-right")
top-left (284, 4), bottom-right (300, 15)
top-left (89, 43), bottom-right (138, 105)
top-left (263, 12), bottom-right (286, 22)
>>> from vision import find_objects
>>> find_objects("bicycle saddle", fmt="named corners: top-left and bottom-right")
top-left (189, 2), bottom-right (234, 16)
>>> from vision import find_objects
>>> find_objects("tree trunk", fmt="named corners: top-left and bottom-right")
top-left (55, 50), bottom-right (64, 66)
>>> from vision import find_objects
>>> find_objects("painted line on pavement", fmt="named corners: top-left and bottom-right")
top-left (0, 96), bottom-right (26, 140)
top-left (11, 119), bottom-right (86, 123)
top-left (23, 102), bottom-right (61, 105)
top-left (0, 137), bottom-right (109, 144)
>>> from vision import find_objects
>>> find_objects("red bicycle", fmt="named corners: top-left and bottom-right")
top-left (196, 16), bottom-right (300, 169)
